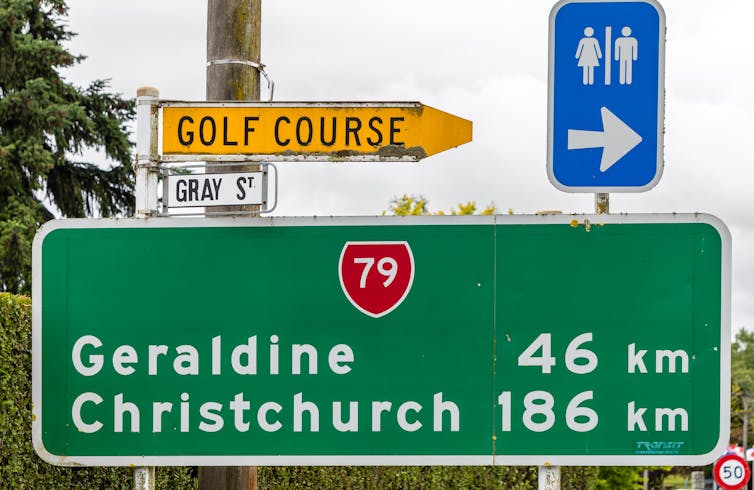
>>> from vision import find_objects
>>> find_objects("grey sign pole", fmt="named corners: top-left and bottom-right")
top-left (539, 466), bottom-right (561, 490)
top-left (133, 86), bottom-right (159, 490)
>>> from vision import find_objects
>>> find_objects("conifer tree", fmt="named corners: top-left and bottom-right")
top-left (0, 0), bottom-right (134, 293)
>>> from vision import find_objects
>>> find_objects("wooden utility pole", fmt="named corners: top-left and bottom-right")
top-left (207, 0), bottom-right (260, 101)
top-left (198, 1), bottom-right (260, 489)
top-left (205, 0), bottom-right (261, 214)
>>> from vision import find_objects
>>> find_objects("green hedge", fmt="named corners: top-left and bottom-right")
top-left (259, 466), bottom-right (536, 489)
top-left (1, 292), bottom-right (599, 488)
top-left (257, 466), bottom-right (597, 489)
top-left (0, 293), bottom-right (195, 489)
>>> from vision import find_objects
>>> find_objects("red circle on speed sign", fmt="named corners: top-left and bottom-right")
top-left (715, 453), bottom-right (751, 490)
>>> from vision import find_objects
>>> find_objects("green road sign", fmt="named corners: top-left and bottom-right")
top-left (32, 214), bottom-right (730, 466)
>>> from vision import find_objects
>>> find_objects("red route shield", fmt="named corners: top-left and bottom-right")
top-left (338, 241), bottom-right (415, 318)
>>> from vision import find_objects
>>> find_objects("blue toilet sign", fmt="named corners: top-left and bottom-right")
top-left (547, 0), bottom-right (665, 192)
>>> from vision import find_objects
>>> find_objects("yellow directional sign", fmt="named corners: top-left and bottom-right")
top-left (161, 102), bottom-right (472, 162)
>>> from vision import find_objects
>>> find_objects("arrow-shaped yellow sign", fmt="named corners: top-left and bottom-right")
top-left (161, 102), bottom-right (472, 162)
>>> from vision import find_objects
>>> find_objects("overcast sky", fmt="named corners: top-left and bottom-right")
top-left (61, 0), bottom-right (753, 334)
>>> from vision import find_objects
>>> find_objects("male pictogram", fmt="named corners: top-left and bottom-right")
top-left (615, 26), bottom-right (638, 84)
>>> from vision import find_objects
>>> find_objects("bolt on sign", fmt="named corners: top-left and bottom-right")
top-left (32, 214), bottom-right (729, 466)
top-left (159, 102), bottom-right (472, 162)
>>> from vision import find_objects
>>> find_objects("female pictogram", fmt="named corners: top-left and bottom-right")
top-left (575, 27), bottom-right (602, 85)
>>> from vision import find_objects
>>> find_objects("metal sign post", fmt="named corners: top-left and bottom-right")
top-left (133, 86), bottom-right (160, 488)
top-left (539, 466), bottom-right (560, 490)
top-left (135, 87), bottom-right (160, 217)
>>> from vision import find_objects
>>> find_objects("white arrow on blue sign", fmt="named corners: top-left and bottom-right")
top-left (547, 0), bottom-right (665, 193)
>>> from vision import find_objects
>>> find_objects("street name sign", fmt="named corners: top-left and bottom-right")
top-left (33, 214), bottom-right (729, 466)
top-left (548, 0), bottom-right (665, 192)
top-left (166, 171), bottom-right (264, 208)
top-left (160, 102), bottom-right (472, 162)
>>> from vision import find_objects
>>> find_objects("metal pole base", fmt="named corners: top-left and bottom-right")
top-left (538, 465), bottom-right (560, 490)
top-left (134, 467), bottom-right (155, 490)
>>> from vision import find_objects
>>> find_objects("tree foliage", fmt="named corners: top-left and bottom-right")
top-left (0, 0), bottom-right (135, 294)
top-left (594, 466), bottom-right (644, 490)
top-left (732, 327), bottom-right (754, 445)
top-left (386, 194), bottom-right (497, 216)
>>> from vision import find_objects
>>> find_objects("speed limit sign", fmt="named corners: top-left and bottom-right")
top-left (715, 453), bottom-right (751, 490)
